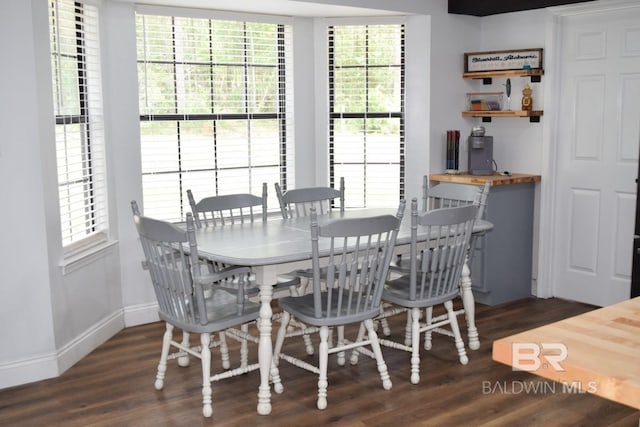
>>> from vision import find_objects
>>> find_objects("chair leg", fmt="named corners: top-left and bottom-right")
top-left (410, 308), bottom-right (421, 384)
top-left (364, 319), bottom-right (392, 391)
top-left (289, 318), bottom-right (314, 355)
top-left (349, 322), bottom-right (366, 365)
top-left (404, 310), bottom-right (412, 346)
top-left (380, 317), bottom-right (392, 336)
top-left (200, 333), bottom-right (213, 418)
top-left (239, 324), bottom-right (249, 369)
top-left (155, 322), bottom-right (173, 390)
top-left (424, 306), bottom-right (433, 351)
top-left (445, 300), bottom-right (468, 365)
top-left (273, 311), bottom-right (290, 366)
top-left (302, 331), bottom-right (315, 355)
top-left (336, 326), bottom-right (345, 366)
top-left (177, 331), bottom-right (190, 367)
top-left (317, 326), bottom-right (330, 410)
top-left (218, 331), bottom-right (230, 369)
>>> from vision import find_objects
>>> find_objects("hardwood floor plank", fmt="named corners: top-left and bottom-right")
top-left (0, 297), bottom-right (638, 426)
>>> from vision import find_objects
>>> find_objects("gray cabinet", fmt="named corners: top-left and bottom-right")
top-left (470, 182), bottom-right (536, 305)
top-left (429, 173), bottom-right (540, 306)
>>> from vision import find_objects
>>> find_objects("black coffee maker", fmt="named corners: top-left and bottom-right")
top-left (468, 127), bottom-right (493, 176)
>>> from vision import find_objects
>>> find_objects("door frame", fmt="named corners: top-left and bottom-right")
top-left (537, 0), bottom-right (640, 299)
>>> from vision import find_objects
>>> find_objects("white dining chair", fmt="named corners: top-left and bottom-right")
top-left (383, 178), bottom-right (490, 344)
top-left (272, 201), bottom-right (405, 409)
top-left (132, 208), bottom-right (267, 417)
top-left (378, 199), bottom-right (477, 384)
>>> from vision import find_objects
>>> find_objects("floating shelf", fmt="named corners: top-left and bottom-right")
top-left (463, 69), bottom-right (544, 84)
top-left (462, 110), bottom-right (543, 123)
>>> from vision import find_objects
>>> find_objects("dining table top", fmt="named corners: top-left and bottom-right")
top-left (188, 207), bottom-right (493, 267)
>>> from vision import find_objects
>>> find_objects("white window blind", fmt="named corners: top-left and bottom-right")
top-left (328, 24), bottom-right (405, 208)
top-left (136, 12), bottom-right (294, 222)
top-left (49, 0), bottom-right (107, 250)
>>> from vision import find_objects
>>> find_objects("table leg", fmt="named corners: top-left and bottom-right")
top-left (257, 282), bottom-right (273, 415)
top-left (460, 256), bottom-right (480, 350)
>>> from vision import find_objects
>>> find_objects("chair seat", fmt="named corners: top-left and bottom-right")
top-left (279, 291), bottom-right (382, 328)
top-left (161, 288), bottom-right (260, 334)
top-left (384, 275), bottom-right (460, 308)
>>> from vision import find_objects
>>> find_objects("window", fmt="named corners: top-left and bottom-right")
top-left (49, 0), bottom-right (107, 251)
top-left (136, 11), bottom-right (294, 222)
top-left (328, 24), bottom-right (405, 208)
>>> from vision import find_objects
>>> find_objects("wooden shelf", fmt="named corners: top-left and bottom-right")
top-left (462, 110), bottom-right (543, 122)
top-left (462, 67), bottom-right (544, 122)
top-left (463, 69), bottom-right (544, 83)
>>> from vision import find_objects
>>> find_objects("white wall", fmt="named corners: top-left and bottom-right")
top-left (0, 0), bottom-right (125, 389)
top-left (476, 9), bottom-right (548, 175)
top-left (476, 9), bottom-right (550, 295)
top-left (102, 1), bottom-right (158, 326)
top-left (0, 0), bottom-right (58, 387)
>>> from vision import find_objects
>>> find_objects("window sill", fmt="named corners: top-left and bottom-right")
top-left (59, 240), bottom-right (119, 275)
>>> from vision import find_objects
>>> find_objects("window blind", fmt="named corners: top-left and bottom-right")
top-left (49, 0), bottom-right (107, 250)
top-left (328, 24), bottom-right (405, 208)
top-left (136, 13), bottom-right (294, 222)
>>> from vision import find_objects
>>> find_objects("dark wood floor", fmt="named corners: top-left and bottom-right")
top-left (2, 297), bottom-right (639, 426)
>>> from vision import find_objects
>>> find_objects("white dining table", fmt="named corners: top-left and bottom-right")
top-left (191, 208), bottom-right (493, 415)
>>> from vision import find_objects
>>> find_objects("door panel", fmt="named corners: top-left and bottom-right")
top-left (552, 7), bottom-right (640, 306)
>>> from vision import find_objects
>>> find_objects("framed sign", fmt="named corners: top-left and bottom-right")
top-left (464, 48), bottom-right (543, 73)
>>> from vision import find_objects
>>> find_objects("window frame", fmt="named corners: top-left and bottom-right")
top-left (135, 8), bottom-right (294, 222)
top-left (327, 20), bottom-right (406, 208)
top-left (49, 0), bottom-right (108, 256)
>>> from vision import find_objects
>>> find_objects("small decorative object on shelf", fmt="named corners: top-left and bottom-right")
top-left (504, 78), bottom-right (512, 110)
top-left (466, 92), bottom-right (504, 111)
top-left (446, 130), bottom-right (461, 174)
top-left (521, 83), bottom-right (533, 111)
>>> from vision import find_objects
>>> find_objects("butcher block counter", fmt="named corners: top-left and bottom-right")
top-left (429, 172), bottom-right (541, 305)
top-left (429, 172), bottom-right (541, 187)
top-left (493, 297), bottom-right (640, 409)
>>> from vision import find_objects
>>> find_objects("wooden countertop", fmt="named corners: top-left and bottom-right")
top-left (492, 297), bottom-right (640, 410)
top-left (429, 173), bottom-right (541, 186)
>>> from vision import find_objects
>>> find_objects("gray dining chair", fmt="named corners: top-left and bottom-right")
top-left (274, 177), bottom-right (345, 219)
top-left (132, 207), bottom-right (265, 418)
top-left (186, 185), bottom-right (300, 291)
top-left (422, 176), bottom-right (489, 220)
top-left (187, 186), bottom-right (306, 354)
top-left (272, 178), bottom-right (347, 354)
top-left (273, 177), bottom-right (346, 292)
top-left (379, 199), bottom-right (478, 384)
top-left (187, 183), bottom-right (267, 229)
top-left (384, 178), bottom-right (490, 344)
top-left (272, 201), bottom-right (405, 410)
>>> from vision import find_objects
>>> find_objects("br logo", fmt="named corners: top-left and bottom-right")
top-left (511, 342), bottom-right (567, 372)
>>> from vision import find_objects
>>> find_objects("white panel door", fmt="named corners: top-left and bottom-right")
top-left (552, 6), bottom-right (640, 306)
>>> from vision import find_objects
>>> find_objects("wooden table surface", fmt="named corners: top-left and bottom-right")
top-left (430, 172), bottom-right (541, 186)
top-left (492, 297), bottom-right (640, 409)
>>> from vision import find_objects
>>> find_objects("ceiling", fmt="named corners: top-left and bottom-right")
top-left (116, 0), bottom-right (395, 17)
top-left (448, 0), bottom-right (596, 16)
top-left (119, 0), bottom-right (598, 18)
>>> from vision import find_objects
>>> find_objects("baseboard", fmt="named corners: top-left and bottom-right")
top-left (123, 301), bottom-right (159, 327)
top-left (56, 310), bottom-right (125, 374)
top-left (0, 352), bottom-right (58, 390)
top-left (0, 309), bottom-right (124, 390)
